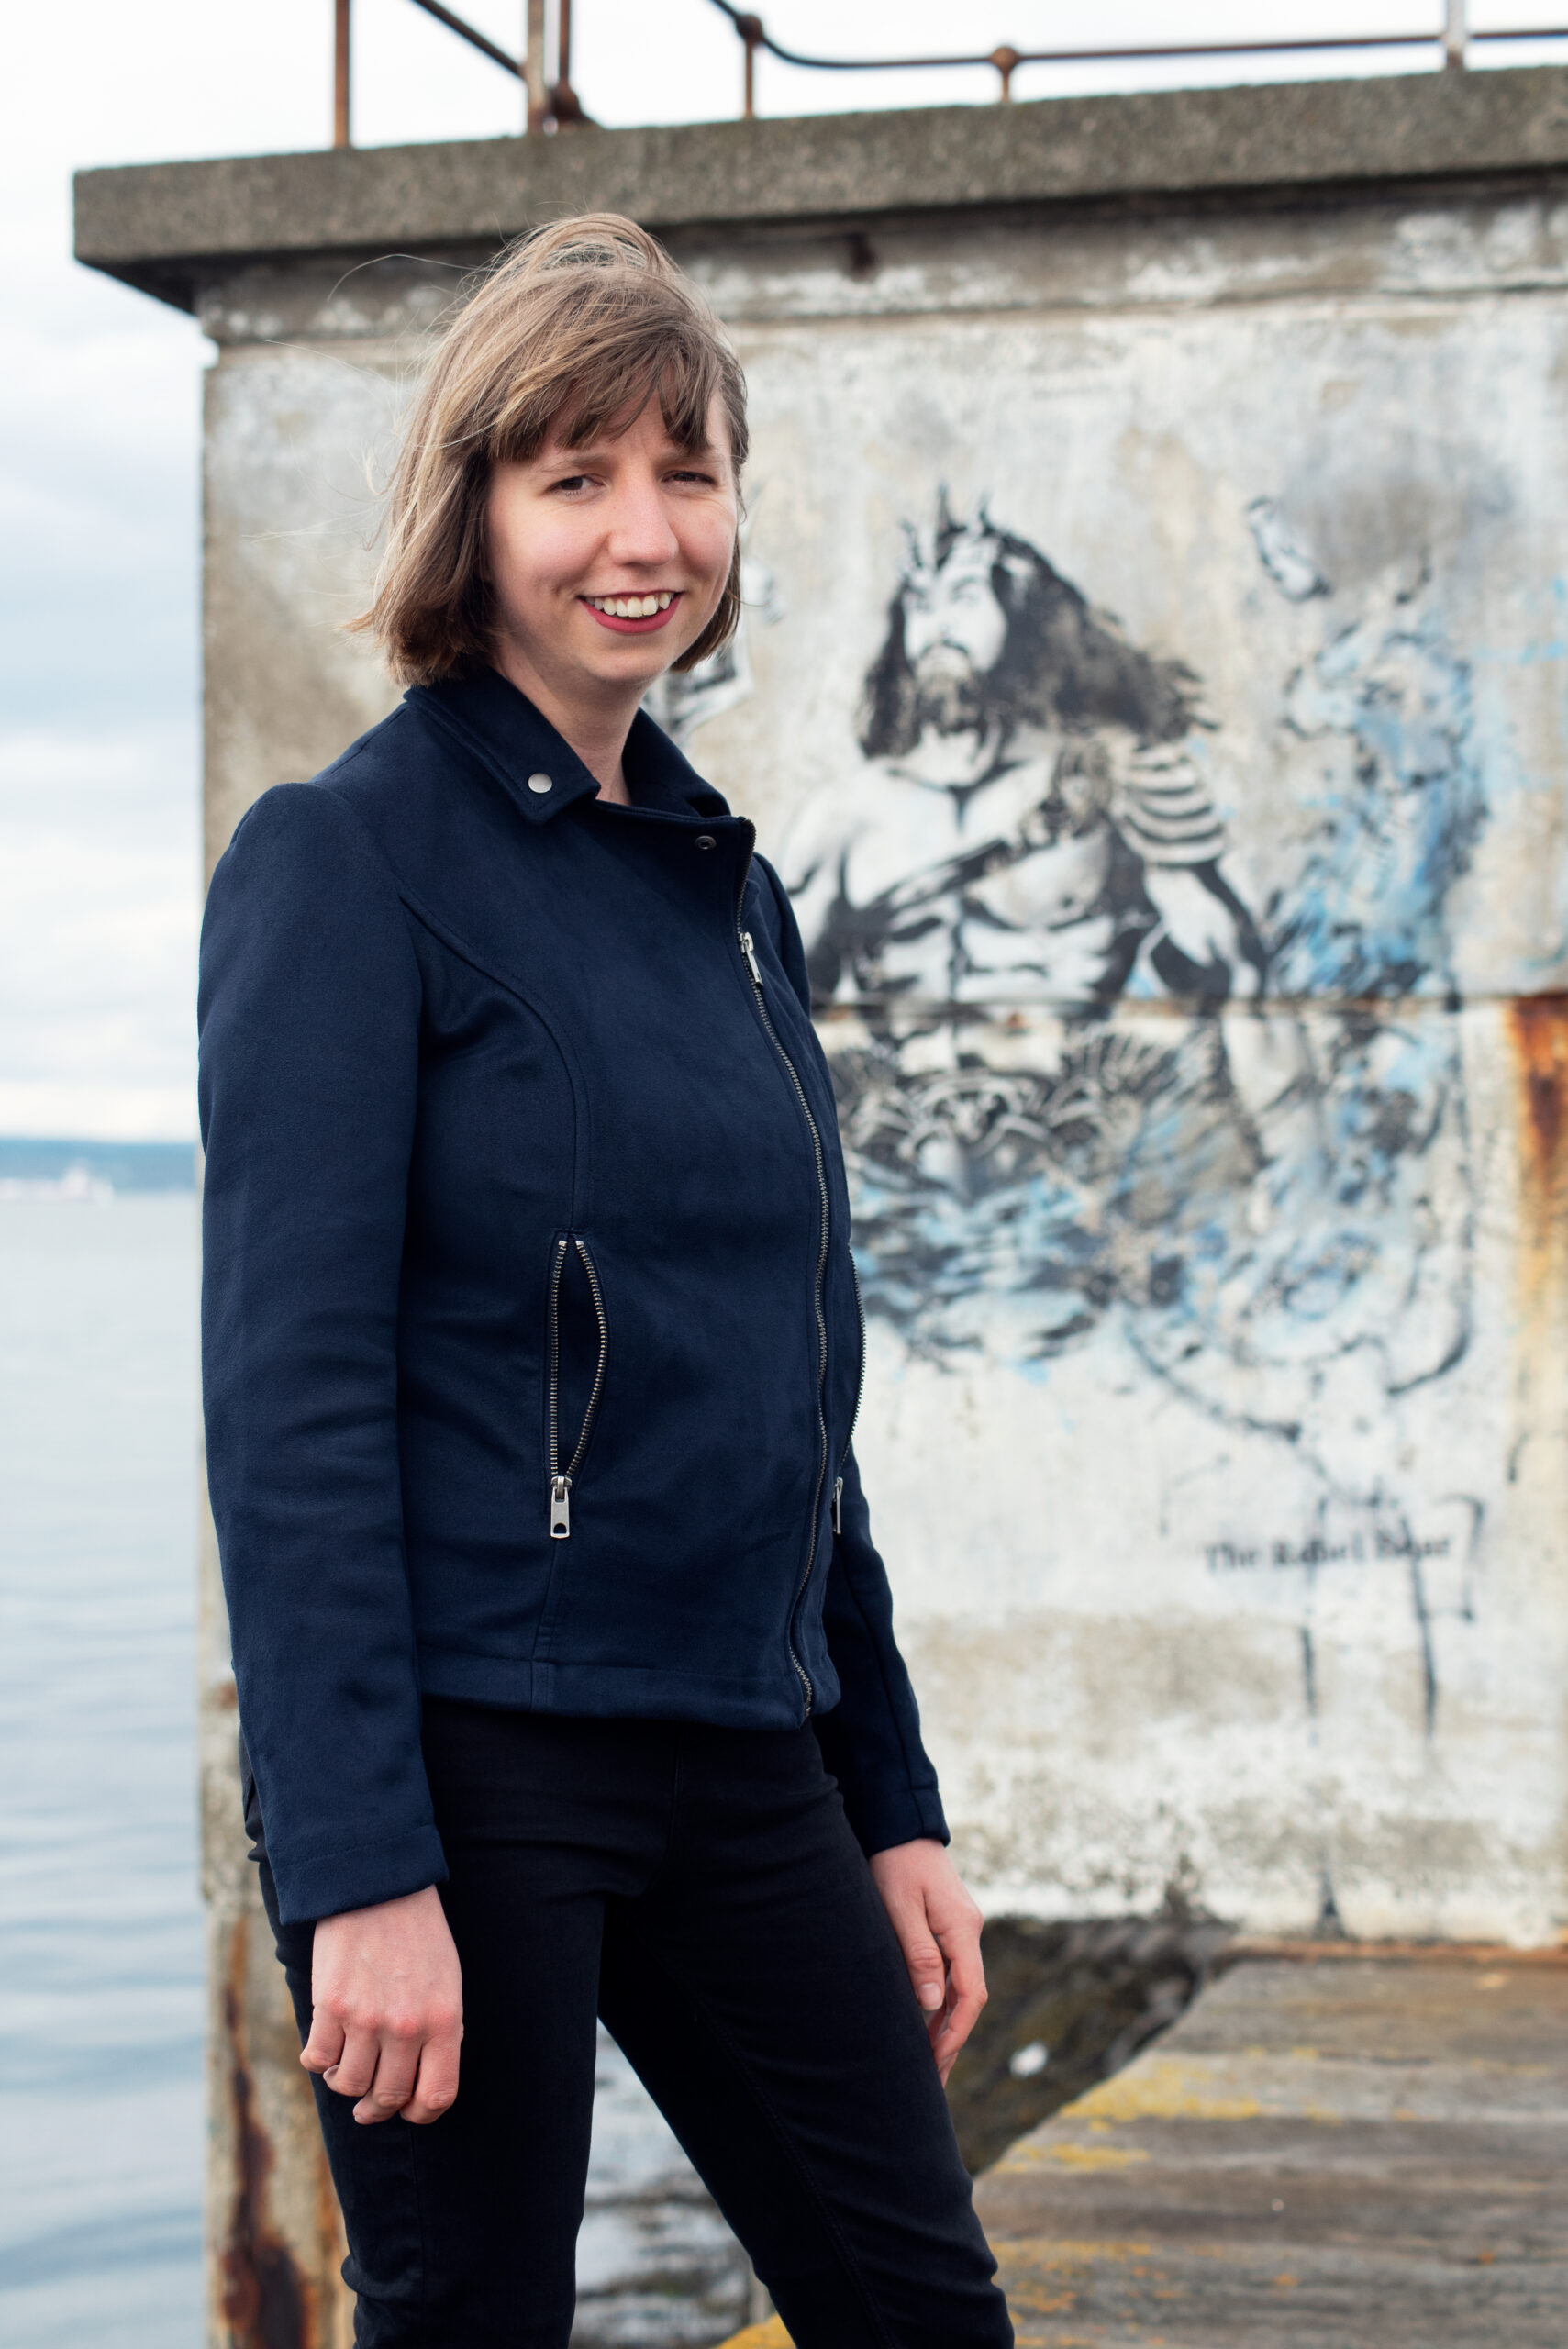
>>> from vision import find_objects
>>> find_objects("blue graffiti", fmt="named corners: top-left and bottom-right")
top-left (786, 498), bottom-right (1486, 1442)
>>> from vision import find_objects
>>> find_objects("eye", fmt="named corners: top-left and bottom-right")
top-left (549, 473), bottom-right (595, 495)
top-left (668, 465), bottom-right (719, 487)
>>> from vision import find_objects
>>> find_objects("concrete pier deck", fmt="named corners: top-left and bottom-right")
top-left (721, 1948), bottom-right (1568, 2349)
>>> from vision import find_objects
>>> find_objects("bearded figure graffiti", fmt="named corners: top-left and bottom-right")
top-left (778, 496), bottom-right (1485, 1505)
top-left (787, 496), bottom-right (1267, 1009)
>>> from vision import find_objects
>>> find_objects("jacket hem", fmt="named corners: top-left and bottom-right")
top-left (417, 1643), bottom-right (817, 1728)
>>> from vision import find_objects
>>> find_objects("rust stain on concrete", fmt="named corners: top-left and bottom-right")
top-left (1510, 993), bottom-right (1568, 1283)
top-left (219, 1910), bottom-right (313, 2349)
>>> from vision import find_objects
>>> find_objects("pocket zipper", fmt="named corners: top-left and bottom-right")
top-left (547, 1236), bottom-right (608, 1540)
top-left (832, 1254), bottom-right (867, 1536)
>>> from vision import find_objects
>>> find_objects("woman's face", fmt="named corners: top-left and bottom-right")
top-left (484, 392), bottom-right (738, 709)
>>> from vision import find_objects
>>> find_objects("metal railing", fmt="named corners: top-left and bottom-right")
top-left (329, 1), bottom-right (1568, 147)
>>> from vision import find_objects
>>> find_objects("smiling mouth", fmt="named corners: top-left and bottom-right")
top-left (583, 590), bottom-right (682, 634)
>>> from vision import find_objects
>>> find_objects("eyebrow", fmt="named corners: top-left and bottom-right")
top-left (541, 432), bottom-right (722, 468)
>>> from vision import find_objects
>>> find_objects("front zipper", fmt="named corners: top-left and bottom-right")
top-left (546, 1235), bottom-right (608, 1540)
top-left (832, 1254), bottom-right (867, 1536)
top-left (738, 919), bottom-right (830, 1713)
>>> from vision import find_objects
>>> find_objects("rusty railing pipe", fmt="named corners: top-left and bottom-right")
top-left (406, 0), bottom-right (521, 76)
top-left (333, 0), bottom-right (350, 146)
top-left (706, 2), bottom-right (1568, 111)
top-left (526, 0), bottom-right (548, 133)
top-left (1446, 0), bottom-right (1470, 70)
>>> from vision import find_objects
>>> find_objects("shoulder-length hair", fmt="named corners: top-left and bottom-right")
top-left (350, 214), bottom-right (749, 685)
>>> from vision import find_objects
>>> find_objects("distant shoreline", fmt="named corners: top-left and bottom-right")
top-left (0, 1137), bottom-right (195, 1197)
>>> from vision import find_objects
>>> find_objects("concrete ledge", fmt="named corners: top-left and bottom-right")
top-left (74, 65), bottom-right (1568, 314)
top-left (976, 1953), bottom-right (1568, 2346)
top-left (717, 1950), bottom-right (1568, 2348)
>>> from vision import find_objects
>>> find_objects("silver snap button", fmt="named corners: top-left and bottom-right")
top-left (527, 772), bottom-right (553, 796)
top-left (695, 833), bottom-right (717, 852)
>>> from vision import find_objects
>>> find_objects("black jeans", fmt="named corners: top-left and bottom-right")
top-left (256, 1701), bottom-right (1012, 2348)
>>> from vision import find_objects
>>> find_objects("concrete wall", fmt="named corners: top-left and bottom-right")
top-left (77, 62), bottom-right (1568, 2344)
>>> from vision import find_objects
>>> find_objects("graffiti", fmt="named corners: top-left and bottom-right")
top-left (776, 496), bottom-right (1488, 1515)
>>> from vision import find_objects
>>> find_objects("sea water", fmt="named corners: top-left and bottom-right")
top-left (0, 1197), bottom-right (203, 2348)
top-left (0, 1195), bottom-right (750, 2348)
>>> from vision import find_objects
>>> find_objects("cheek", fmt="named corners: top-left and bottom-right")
top-left (489, 504), bottom-right (588, 607)
top-left (679, 507), bottom-right (739, 588)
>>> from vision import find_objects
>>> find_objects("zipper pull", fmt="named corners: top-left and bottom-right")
top-left (550, 1475), bottom-right (572, 1540)
top-left (740, 930), bottom-right (764, 986)
top-left (832, 1475), bottom-right (844, 1534)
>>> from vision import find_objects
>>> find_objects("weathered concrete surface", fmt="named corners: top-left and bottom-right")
top-left (974, 1952), bottom-right (1568, 2346)
top-left (718, 1951), bottom-right (1568, 2349)
top-left (72, 63), bottom-right (1568, 2345)
top-left (81, 64), bottom-right (1568, 1972)
top-left (198, 1501), bottom-right (352, 2349)
top-left (72, 68), bottom-right (1568, 311)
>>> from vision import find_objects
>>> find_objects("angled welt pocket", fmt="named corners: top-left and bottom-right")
top-left (545, 1234), bottom-right (608, 1541)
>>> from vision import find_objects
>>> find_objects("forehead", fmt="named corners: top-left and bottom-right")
top-left (904, 535), bottom-right (1000, 598)
top-left (934, 537), bottom-right (1000, 589)
top-left (540, 387), bottom-right (728, 462)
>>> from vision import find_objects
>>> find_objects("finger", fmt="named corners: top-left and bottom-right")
top-left (887, 1901), bottom-right (949, 2021)
top-left (401, 2026), bottom-right (462, 2127)
top-left (352, 2033), bottom-right (422, 2126)
top-left (322, 2025), bottom-right (382, 2100)
top-left (934, 1981), bottom-right (986, 2075)
top-left (932, 1940), bottom-right (987, 2076)
top-left (300, 2009), bottom-right (346, 2077)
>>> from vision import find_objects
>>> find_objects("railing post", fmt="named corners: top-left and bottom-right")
top-left (1444, 0), bottom-right (1468, 70)
top-left (992, 44), bottom-right (1019, 101)
top-left (333, 0), bottom-right (351, 146)
top-left (526, 0), bottom-right (548, 131)
top-left (737, 13), bottom-right (763, 120)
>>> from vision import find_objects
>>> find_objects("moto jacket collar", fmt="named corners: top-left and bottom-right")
top-left (409, 666), bottom-right (733, 828)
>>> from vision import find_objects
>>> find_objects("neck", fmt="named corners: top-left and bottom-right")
top-left (490, 639), bottom-right (643, 807)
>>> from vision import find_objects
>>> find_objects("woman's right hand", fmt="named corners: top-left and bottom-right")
top-left (301, 1883), bottom-right (463, 2126)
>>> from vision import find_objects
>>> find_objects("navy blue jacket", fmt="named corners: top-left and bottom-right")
top-left (198, 668), bottom-right (946, 1925)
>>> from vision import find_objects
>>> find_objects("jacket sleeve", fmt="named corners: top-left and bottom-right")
top-left (813, 1450), bottom-right (950, 1853)
top-left (199, 781), bottom-right (446, 1927)
top-left (754, 858), bottom-right (949, 1854)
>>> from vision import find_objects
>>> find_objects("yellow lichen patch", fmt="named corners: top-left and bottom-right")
top-left (1043, 2143), bottom-right (1154, 2171)
top-left (993, 2239), bottom-right (1156, 2267)
top-left (1064, 2059), bottom-right (1262, 2124)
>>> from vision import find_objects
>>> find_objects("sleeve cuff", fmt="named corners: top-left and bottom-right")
top-left (267, 1823), bottom-right (449, 1927)
top-left (840, 1779), bottom-right (949, 1858)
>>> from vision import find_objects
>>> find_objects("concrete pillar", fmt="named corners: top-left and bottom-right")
top-left (73, 60), bottom-right (1568, 2343)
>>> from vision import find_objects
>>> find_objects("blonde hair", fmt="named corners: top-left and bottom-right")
top-left (351, 215), bottom-right (749, 685)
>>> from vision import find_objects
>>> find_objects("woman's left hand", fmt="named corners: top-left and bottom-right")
top-left (868, 1838), bottom-right (986, 2087)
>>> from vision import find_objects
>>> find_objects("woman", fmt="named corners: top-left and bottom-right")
top-left (199, 214), bottom-right (1011, 2349)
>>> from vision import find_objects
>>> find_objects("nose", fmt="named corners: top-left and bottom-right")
top-left (604, 468), bottom-right (681, 570)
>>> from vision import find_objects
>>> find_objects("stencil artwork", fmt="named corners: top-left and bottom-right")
top-left (777, 495), bottom-right (1487, 1509)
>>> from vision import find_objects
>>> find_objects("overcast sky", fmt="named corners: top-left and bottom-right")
top-left (3, 0), bottom-right (1562, 1140)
